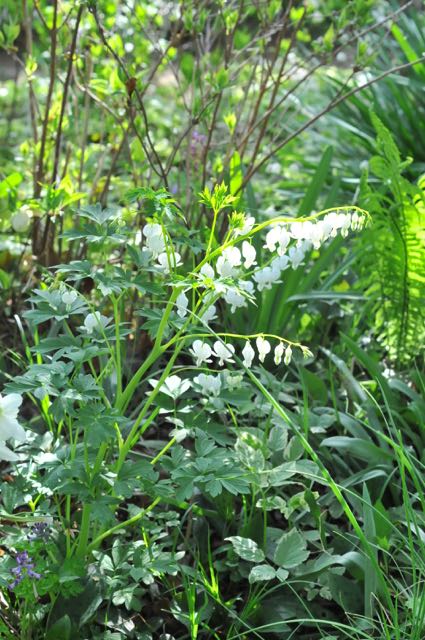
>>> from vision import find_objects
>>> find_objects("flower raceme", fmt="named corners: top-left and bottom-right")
top-left (138, 206), bottom-right (367, 377)
top-left (140, 208), bottom-right (366, 297)
top-left (9, 551), bottom-right (41, 591)
top-left (189, 337), bottom-right (302, 370)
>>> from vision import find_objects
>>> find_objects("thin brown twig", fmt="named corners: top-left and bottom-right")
top-left (237, 0), bottom-right (415, 161)
top-left (91, 6), bottom-right (169, 188)
top-left (33, 0), bottom-right (48, 30)
top-left (246, 1), bottom-right (302, 169)
top-left (21, 0), bottom-right (39, 149)
top-left (238, 54), bottom-right (425, 193)
top-left (32, 0), bottom-right (58, 258)
top-left (99, 129), bottom-right (130, 206)
top-left (52, 4), bottom-right (84, 184)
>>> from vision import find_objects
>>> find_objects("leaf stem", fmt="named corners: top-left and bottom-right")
top-left (86, 497), bottom-right (161, 554)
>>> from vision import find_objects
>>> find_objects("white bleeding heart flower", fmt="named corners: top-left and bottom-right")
top-left (216, 256), bottom-right (235, 278)
top-left (256, 336), bottom-right (271, 363)
top-left (83, 312), bottom-right (110, 334)
top-left (253, 267), bottom-right (278, 291)
top-left (274, 342), bottom-right (285, 365)
top-left (148, 234), bottom-right (166, 255)
top-left (194, 373), bottom-right (222, 397)
top-left (223, 279), bottom-right (255, 313)
top-left (62, 290), bottom-right (78, 305)
top-left (309, 221), bottom-right (325, 249)
top-left (143, 223), bottom-right (165, 255)
top-left (240, 280), bottom-right (255, 295)
top-left (234, 215), bottom-right (255, 237)
top-left (322, 211), bottom-right (353, 238)
top-left (242, 241), bottom-right (256, 269)
top-left (0, 393), bottom-right (26, 461)
top-left (176, 291), bottom-right (189, 318)
top-left (270, 255), bottom-right (290, 276)
top-left (351, 212), bottom-right (359, 230)
top-left (157, 252), bottom-right (182, 273)
top-left (200, 263), bottom-right (215, 279)
top-left (288, 246), bottom-right (304, 269)
top-left (265, 225), bottom-right (291, 255)
top-left (189, 340), bottom-right (213, 367)
top-left (265, 226), bottom-right (280, 252)
top-left (284, 345), bottom-right (293, 365)
top-left (340, 214), bottom-right (352, 237)
top-left (276, 227), bottom-right (291, 255)
top-left (160, 375), bottom-right (191, 399)
top-left (213, 341), bottom-right (235, 366)
top-left (242, 341), bottom-right (255, 368)
top-left (222, 246), bottom-right (242, 267)
top-left (216, 246), bottom-right (241, 278)
top-left (143, 222), bottom-right (162, 239)
top-left (224, 289), bottom-right (246, 313)
top-left (224, 372), bottom-right (243, 390)
top-left (202, 304), bottom-right (217, 325)
top-left (290, 221), bottom-right (305, 241)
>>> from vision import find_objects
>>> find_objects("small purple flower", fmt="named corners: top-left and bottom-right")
top-left (27, 522), bottom-right (50, 542)
top-left (9, 551), bottom-right (41, 590)
top-left (189, 129), bottom-right (207, 158)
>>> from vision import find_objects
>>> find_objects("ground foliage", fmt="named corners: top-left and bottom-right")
top-left (0, 1), bottom-right (424, 639)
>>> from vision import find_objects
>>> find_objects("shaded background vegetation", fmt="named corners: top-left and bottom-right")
top-left (0, 1), bottom-right (424, 639)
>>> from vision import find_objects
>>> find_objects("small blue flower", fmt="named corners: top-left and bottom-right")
top-left (27, 522), bottom-right (50, 542)
top-left (9, 551), bottom-right (41, 590)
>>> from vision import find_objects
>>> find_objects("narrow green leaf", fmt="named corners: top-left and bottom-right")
top-left (362, 484), bottom-right (378, 618)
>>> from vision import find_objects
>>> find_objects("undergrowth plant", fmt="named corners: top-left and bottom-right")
top-left (0, 186), bottom-right (369, 637)
top-left (0, 2), bottom-right (424, 639)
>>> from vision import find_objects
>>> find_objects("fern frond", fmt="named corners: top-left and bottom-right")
top-left (359, 115), bottom-right (425, 365)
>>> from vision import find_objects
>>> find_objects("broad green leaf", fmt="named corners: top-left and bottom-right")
top-left (249, 564), bottom-right (276, 583)
top-left (299, 368), bottom-right (328, 403)
top-left (46, 616), bottom-right (71, 640)
top-left (226, 536), bottom-right (265, 562)
top-left (274, 528), bottom-right (310, 569)
top-left (276, 568), bottom-right (289, 582)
